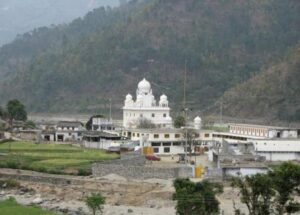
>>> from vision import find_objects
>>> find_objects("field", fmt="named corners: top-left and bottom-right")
top-left (0, 198), bottom-right (56, 215)
top-left (0, 141), bottom-right (119, 175)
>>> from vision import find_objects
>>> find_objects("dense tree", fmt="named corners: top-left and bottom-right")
top-left (136, 118), bottom-right (156, 129)
top-left (173, 178), bottom-right (223, 215)
top-left (6, 100), bottom-right (27, 122)
top-left (85, 193), bottom-right (106, 215)
top-left (174, 115), bottom-right (186, 128)
top-left (270, 162), bottom-right (300, 214)
top-left (86, 115), bottom-right (105, 130)
top-left (0, 106), bottom-right (4, 119)
top-left (232, 162), bottom-right (300, 215)
top-left (232, 174), bottom-right (275, 215)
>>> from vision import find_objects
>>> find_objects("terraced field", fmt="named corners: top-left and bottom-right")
top-left (0, 141), bottom-right (119, 175)
top-left (0, 198), bottom-right (56, 215)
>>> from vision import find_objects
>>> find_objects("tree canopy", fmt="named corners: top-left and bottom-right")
top-left (173, 178), bottom-right (223, 215)
top-left (6, 100), bottom-right (27, 122)
top-left (232, 162), bottom-right (300, 215)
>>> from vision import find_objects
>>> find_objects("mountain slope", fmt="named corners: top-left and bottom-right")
top-left (0, 0), bottom-right (300, 119)
top-left (222, 47), bottom-right (300, 122)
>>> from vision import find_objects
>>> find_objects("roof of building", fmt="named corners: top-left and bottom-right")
top-left (82, 131), bottom-right (119, 138)
top-left (228, 123), bottom-right (295, 130)
top-left (57, 121), bottom-right (83, 127)
top-left (127, 128), bottom-right (183, 133)
top-left (213, 132), bottom-right (265, 139)
top-left (220, 162), bottom-right (268, 169)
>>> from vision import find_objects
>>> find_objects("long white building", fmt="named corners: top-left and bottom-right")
top-left (123, 78), bottom-right (172, 128)
top-left (252, 139), bottom-right (300, 161)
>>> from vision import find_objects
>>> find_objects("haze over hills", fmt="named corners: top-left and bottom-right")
top-left (0, 0), bottom-right (120, 46)
top-left (222, 46), bottom-right (300, 122)
top-left (0, 0), bottom-right (299, 122)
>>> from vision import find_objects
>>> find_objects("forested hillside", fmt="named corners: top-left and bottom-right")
top-left (0, 0), bottom-right (299, 121)
top-left (222, 47), bottom-right (300, 122)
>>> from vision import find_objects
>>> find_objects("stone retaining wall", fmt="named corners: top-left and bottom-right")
top-left (92, 163), bottom-right (193, 179)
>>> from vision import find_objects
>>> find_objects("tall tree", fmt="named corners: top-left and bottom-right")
top-left (232, 174), bottom-right (275, 215)
top-left (232, 162), bottom-right (300, 215)
top-left (173, 178), bottom-right (223, 215)
top-left (6, 100), bottom-right (27, 122)
top-left (174, 115), bottom-right (186, 128)
top-left (270, 162), bottom-right (300, 215)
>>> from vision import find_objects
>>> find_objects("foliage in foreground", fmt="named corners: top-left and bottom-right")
top-left (173, 178), bottom-right (223, 215)
top-left (85, 193), bottom-right (106, 215)
top-left (0, 197), bottom-right (56, 215)
top-left (232, 162), bottom-right (300, 215)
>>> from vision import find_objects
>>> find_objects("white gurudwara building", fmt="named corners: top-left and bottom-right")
top-left (123, 78), bottom-right (172, 128)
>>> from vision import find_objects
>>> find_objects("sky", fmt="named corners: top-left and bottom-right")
top-left (0, 0), bottom-right (120, 46)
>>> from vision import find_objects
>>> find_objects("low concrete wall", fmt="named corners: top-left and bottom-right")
top-left (92, 163), bottom-right (193, 179)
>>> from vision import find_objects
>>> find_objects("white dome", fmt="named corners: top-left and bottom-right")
top-left (126, 94), bottom-right (133, 100)
top-left (138, 78), bottom-right (151, 93)
top-left (194, 116), bottom-right (202, 123)
top-left (160, 94), bottom-right (168, 101)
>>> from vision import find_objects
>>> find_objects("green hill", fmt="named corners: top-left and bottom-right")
top-left (0, 0), bottom-right (299, 120)
top-left (222, 47), bottom-right (300, 122)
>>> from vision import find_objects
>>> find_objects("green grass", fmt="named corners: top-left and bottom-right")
top-left (0, 198), bottom-right (56, 215)
top-left (0, 141), bottom-right (119, 175)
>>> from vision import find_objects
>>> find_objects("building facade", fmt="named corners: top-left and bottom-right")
top-left (123, 78), bottom-right (172, 128)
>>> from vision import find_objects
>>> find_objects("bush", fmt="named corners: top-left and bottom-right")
top-left (6, 161), bottom-right (19, 169)
top-left (78, 168), bottom-right (92, 176)
top-left (0, 179), bottom-right (20, 188)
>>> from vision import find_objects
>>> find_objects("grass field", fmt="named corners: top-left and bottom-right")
top-left (0, 141), bottom-right (119, 175)
top-left (0, 198), bottom-right (56, 215)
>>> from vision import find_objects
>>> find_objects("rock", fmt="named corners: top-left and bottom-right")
top-left (32, 197), bottom-right (43, 204)
top-left (128, 209), bottom-right (133, 213)
top-left (0, 191), bottom-right (5, 196)
top-left (59, 208), bottom-right (69, 213)
top-left (150, 205), bottom-right (155, 208)
top-left (2, 183), bottom-right (7, 188)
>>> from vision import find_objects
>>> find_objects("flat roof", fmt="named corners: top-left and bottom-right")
top-left (126, 128), bottom-right (183, 133)
top-left (228, 123), bottom-right (297, 130)
top-left (212, 132), bottom-right (265, 139)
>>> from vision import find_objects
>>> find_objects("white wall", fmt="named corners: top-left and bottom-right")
top-left (225, 168), bottom-right (268, 177)
top-left (257, 152), bottom-right (299, 161)
top-left (253, 139), bottom-right (300, 152)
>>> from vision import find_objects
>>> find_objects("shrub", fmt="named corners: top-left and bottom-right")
top-left (0, 179), bottom-right (20, 188)
top-left (6, 161), bottom-right (19, 169)
top-left (78, 168), bottom-right (92, 176)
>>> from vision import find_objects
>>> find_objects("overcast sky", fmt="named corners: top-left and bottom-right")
top-left (0, 0), bottom-right (120, 46)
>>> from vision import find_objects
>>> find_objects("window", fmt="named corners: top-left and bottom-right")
top-left (164, 147), bottom-right (170, 153)
top-left (204, 133), bottom-right (210, 138)
top-left (163, 113), bottom-right (167, 118)
top-left (164, 134), bottom-right (170, 138)
top-left (154, 148), bottom-right (159, 153)
top-left (152, 113), bottom-right (155, 118)
top-left (152, 142), bottom-right (161, 147)
top-left (173, 142), bottom-right (181, 146)
top-left (195, 133), bottom-right (200, 138)
top-left (163, 142), bottom-right (171, 146)
top-left (175, 134), bottom-right (180, 138)
top-left (132, 133), bottom-right (135, 137)
top-left (154, 134), bottom-right (159, 139)
top-left (137, 133), bottom-right (140, 137)
top-left (140, 114), bottom-right (143, 117)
